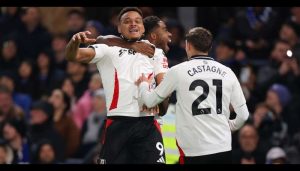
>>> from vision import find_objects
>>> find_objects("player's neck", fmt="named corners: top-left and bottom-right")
top-left (120, 34), bottom-right (141, 42)
top-left (189, 49), bottom-right (208, 56)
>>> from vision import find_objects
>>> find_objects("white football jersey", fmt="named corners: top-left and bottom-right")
top-left (148, 47), bottom-right (169, 88)
top-left (141, 56), bottom-right (247, 156)
top-left (89, 42), bottom-right (167, 117)
top-left (146, 45), bottom-right (169, 125)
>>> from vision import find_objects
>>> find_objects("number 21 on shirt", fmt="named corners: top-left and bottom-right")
top-left (189, 79), bottom-right (222, 116)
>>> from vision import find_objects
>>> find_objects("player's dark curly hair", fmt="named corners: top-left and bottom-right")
top-left (143, 16), bottom-right (161, 37)
top-left (185, 27), bottom-right (213, 53)
top-left (118, 7), bottom-right (143, 21)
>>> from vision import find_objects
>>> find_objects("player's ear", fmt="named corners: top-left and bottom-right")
top-left (185, 40), bottom-right (190, 51)
top-left (150, 33), bottom-right (157, 40)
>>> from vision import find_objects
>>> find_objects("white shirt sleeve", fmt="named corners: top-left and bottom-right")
top-left (139, 67), bottom-right (177, 108)
top-left (230, 73), bottom-right (246, 108)
top-left (87, 44), bottom-right (110, 64)
top-left (153, 48), bottom-right (169, 75)
top-left (228, 104), bottom-right (249, 131)
top-left (229, 73), bottom-right (249, 131)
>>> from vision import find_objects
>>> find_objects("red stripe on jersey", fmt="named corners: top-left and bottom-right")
top-left (147, 72), bottom-right (154, 79)
top-left (147, 72), bottom-right (154, 90)
top-left (153, 119), bottom-right (162, 134)
top-left (176, 140), bottom-right (185, 164)
top-left (101, 119), bottom-right (114, 144)
top-left (109, 68), bottom-right (119, 110)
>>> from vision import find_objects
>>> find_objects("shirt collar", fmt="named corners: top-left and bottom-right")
top-left (190, 55), bottom-right (214, 61)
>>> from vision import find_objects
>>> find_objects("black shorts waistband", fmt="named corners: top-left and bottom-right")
top-left (107, 116), bottom-right (155, 121)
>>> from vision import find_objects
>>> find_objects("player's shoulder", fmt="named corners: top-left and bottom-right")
top-left (153, 48), bottom-right (167, 62)
top-left (169, 61), bottom-right (187, 72)
top-left (212, 60), bottom-right (235, 74)
top-left (154, 47), bottom-right (164, 55)
top-left (138, 39), bottom-right (165, 56)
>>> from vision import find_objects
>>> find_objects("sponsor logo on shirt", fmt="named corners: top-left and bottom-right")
top-left (119, 49), bottom-right (136, 57)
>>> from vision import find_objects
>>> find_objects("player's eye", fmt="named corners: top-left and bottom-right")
top-left (135, 19), bottom-right (142, 24)
top-left (123, 20), bottom-right (130, 24)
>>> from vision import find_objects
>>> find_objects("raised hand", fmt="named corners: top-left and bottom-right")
top-left (72, 31), bottom-right (96, 44)
top-left (135, 73), bottom-right (153, 86)
top-left (141, 104), bottom-right (160, 115)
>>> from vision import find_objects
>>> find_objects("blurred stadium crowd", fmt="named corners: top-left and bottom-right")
top-left (0, 7), bottom-right (300, 164)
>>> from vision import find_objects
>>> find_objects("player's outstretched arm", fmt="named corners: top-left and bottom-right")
top-left (156, 73), bottom-right (169, 116)
top-left (96, 35), bottom-right (155, 57)
top-left (136, 74), bottom-right (164, 108)
top-left (65, 31), bottom-right (97, 63)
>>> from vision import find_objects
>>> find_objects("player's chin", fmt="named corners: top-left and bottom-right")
top-left (129, 32), bottom-right (142, 37)
top-left (128, 36), bottom-right (142, 41)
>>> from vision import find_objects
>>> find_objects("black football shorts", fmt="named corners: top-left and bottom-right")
top-left (97, 116), bottom-right (166, 164)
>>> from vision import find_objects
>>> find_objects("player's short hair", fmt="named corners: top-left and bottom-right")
top-left (118, 7), bottom-right (143, 21)
top-left (185, 27), bottom-right (213, 53)
top-left (143, 16), bottom-right (161, 37)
